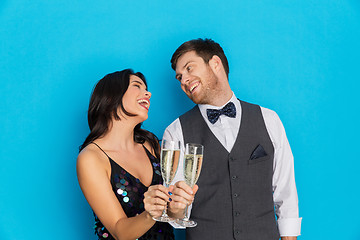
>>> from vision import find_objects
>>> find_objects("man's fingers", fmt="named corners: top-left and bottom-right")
top-left (170, 192), bottom-right (193, 204)
top-left (172, 188), bottom-right (194, 202)
top-left (168, 185), bottom-right (174, 193)
top-left (174, 181), bottom-right (194, 195)
top-left (192, 184), bottom-right (199, 194)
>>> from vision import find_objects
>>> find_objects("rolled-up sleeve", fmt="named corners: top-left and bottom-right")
top-left (262, 108), bottom-right (302, 236)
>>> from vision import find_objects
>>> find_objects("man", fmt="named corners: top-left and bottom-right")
top-left (166, 38), bottom-right (301, 240)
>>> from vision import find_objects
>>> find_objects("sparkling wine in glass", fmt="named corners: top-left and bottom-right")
top-left (153, 140), bottom-right (180, 222)
top-left (178, 143), bottom-right (203, 227)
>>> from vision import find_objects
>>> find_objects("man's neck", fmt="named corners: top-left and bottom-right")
top-left (207, 88), bottom-right (233, 107)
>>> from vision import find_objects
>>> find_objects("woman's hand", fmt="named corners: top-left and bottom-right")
top-left (143, 185), bottom-right (171, 219)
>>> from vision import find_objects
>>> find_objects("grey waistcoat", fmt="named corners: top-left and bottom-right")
top-left (179, 100), bottom-right (280, 240)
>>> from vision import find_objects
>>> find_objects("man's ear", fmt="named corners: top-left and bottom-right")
top-left (209, 55), bottom-right (223, 73)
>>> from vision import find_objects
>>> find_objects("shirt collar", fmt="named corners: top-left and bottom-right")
top-left (199, 92), bottom-right (238, 110)
top-left (198, 92), bottom-right (241, 122)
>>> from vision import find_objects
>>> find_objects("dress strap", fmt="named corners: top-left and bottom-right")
top-left (90, 142), bottom-right (111, 159)
top-left (142, 145), bottom-right (157, 160)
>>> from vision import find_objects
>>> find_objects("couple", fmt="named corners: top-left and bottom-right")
top-left (77, 38), bottom-right (301, 240)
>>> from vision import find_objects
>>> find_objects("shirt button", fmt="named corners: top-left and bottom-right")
top-left (235, 211), bottom-right (240, 216)
top-left (233, 193), bottom-right (238, 198)
top-left (231, 175), bottom-right (237, 180)
top-left (229, 157), bottom-right (235, 161)
top-left (235, 230), bottom-right (242, 234)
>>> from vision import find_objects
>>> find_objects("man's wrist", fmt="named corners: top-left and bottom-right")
top-left (167, 206), bottom-right (185, 219)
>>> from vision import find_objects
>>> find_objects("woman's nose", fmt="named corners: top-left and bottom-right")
top-left (145, 90), bottom-right (151, 99)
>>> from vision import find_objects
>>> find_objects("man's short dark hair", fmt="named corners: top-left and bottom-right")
top-left (170, 38), bottom-right (229, 77)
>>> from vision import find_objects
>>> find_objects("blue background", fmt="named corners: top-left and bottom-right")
top-left (1, 0), bottom-right (359, 239)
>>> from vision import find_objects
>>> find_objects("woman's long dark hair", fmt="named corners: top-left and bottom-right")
top-left (79, 69), bottom-right (160, 158)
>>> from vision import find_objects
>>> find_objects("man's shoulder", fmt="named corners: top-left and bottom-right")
top-left (238, 99), bottom-right (277, 115)
top-left (259, 105), bottom-right (277, 117)
top-left (179, 105), bottom-right (205, 128)
top-left (238, 99), bottom-right (280, 123)
top-left (237, 99), bottom-right (262, 110)
top-left (179, 105), bottom-right (199, 118)
top-left (164, 105), bottom-right (200, 132)
top-left (165, 117), bottom-right (180, 130)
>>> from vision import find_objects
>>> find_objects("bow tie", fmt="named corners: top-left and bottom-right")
top-left (206, 102), bottom-right (236, 124)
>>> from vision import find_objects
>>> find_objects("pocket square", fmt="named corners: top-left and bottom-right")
top-left (250, 144), bottom-right (267, 160)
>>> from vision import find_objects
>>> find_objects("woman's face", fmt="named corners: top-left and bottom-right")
top-left (121, 75), bottom-right (151, 121)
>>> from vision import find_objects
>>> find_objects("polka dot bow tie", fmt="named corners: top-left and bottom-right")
top-left (206, 102), bottom-right (236, 124)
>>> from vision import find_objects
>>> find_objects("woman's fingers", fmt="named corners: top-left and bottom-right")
top-left (144, 184), bottom-right (172, 218)
top-left (145, 185), bottom-right (171, 202)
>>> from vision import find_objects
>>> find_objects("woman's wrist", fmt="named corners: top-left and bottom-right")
top-left (143, 210), bottom-right (155, 222)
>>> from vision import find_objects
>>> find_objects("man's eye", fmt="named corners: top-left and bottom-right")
top-left (187, 66), bottom-right (192, 71)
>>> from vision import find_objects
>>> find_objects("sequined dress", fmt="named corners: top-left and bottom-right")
top-left (92, 143), bottom-right (174, 240)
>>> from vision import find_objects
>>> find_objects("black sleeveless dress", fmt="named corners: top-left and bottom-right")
top-left (92, 143), bottom-right (174, 240)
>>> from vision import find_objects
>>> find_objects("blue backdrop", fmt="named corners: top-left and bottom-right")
top-left (1, 1), bottom-right (359, 239)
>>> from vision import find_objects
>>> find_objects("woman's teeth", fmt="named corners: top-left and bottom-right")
top-left (137, 99), bottom-right (149, 108)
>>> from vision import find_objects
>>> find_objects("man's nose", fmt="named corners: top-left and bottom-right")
top-left (181, 73), bottom-right (190, 85)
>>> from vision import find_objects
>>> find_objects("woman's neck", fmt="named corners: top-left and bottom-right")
top-left (96, 118), bottom-right (139, 152)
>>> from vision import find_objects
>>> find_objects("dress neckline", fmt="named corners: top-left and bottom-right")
top-left (91, 142), bottom-right (156, 188)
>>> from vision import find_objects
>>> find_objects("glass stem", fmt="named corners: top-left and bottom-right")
top-left (161, 207), bottom-right (168, 217)
top-left (184, 204), bottom-right (190, 221)
top-left (161, 183), bottom-right (169, 217)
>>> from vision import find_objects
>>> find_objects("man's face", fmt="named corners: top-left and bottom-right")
top-left (175, 51), bottom-right (219, 105)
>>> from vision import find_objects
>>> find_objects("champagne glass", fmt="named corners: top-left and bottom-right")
top-left (177, 143), bottom-right (203, 227)
top-left (153, 140), bottom-right (180, 222)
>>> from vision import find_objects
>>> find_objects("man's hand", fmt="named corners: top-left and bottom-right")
top-left (281, 237), bottom-right (297, 240)
top-left (167, 181), bottom-right (198, 219)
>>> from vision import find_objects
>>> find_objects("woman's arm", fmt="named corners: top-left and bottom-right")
top-left (77, 148), bottom-right (168, 240)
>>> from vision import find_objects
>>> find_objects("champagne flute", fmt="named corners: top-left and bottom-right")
top-left (177, 143), bottom-right (203, 227)
top-left (153, 140), bottom-right (180, 222)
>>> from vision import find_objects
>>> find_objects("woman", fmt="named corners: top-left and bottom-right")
top-left (77, 69), bottom-right (174, 240)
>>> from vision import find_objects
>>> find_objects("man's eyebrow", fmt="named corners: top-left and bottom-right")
top-left (182, 61), bottom-right (193, 69)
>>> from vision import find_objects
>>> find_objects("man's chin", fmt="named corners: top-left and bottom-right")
top-left (190, 96), bottom-right (207, 105)
top-left (189, 95), bottom-right (200, 104)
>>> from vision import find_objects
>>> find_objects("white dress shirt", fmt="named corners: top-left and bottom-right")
top-left (163, 93), bottom-right (302, 236)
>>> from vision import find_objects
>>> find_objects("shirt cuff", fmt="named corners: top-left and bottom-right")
top-left (277, 217), bottom-right (302, 236)
top-left (168, 204), bottom-right (192, 229)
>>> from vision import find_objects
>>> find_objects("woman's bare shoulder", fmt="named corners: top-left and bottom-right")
top-left (77, 144), bottom-right (109, 172)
